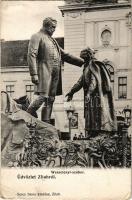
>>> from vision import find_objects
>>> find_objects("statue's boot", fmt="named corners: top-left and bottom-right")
top-left (41, 97), bottom-right (54, 124)
top-left (26, 95), bottom-right (45, 118)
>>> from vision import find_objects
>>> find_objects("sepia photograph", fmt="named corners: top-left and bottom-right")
top-left (1, 0), bottom-right (132, 199)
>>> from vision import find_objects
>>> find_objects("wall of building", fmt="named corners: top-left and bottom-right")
top-left (1, 68), bottom-right (31, 98)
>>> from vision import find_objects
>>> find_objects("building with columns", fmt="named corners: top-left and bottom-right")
top-left (1, 0), bottom-right (131, 138)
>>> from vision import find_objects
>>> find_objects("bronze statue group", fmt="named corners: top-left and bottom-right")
top-left (27, 17), bottom-right (117, 137)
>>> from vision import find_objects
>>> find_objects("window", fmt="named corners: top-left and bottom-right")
top-left (26, 85), bottom-right (34, 101)
top-left (6, 85), bottom-right (14, 97)
top-left (118, 77), bottom-right (127, 99)
top-left (101, 29), bottom-right (111, 47)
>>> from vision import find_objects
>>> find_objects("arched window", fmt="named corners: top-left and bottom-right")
top-left (101, 29), bottom-right (111, 47)
top-left (103, 59), bottom-right (114, 92)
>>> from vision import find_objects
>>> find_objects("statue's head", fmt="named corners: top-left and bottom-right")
top-left (80, 47), bottom-right (95, 61)
top-left (43, 17), bottom-right (57, 36)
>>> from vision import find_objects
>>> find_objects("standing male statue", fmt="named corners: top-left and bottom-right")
top-left (27, 17), bottom-right (84, 123)
top-left (66, 47), bottom-right (117, 137)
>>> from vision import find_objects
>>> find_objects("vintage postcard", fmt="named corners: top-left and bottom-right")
top-left (1, 0), bottom-right (132, 199)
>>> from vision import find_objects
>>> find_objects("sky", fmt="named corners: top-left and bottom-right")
top-left (1, 1), bottom-right (65, 41)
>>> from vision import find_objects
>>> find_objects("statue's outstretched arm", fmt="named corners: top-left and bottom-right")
top-left (60, 47), bottom-right (84, 67)
top-left (66, 76), bottom-right (83, 102)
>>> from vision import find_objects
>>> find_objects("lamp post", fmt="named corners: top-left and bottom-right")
top-left (122, 106), bottom-right (131, 167)
top-left (66, 106), bottom-right (75, 140)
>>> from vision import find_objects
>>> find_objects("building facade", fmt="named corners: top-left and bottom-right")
top-left (59, 0), bottom-right (132, 136)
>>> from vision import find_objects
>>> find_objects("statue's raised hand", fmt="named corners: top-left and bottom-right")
top-left (65, 92), bottom-right (73, 102)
